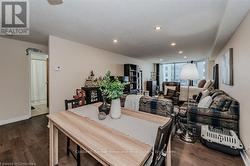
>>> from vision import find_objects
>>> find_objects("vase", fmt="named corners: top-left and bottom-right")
top-left (98, 95), bottom-right (110, 115)
top-left (110, 98), bottom-right (121, 119)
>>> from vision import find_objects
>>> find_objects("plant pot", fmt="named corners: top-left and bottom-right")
top-left (110, 98), bottom-right (121, 119)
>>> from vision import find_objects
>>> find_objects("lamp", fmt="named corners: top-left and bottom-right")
top-left (179, 62), bottom-right (199, 143)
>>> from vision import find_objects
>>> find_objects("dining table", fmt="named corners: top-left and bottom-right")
top-left (47, 102), bottom-right (171, 166)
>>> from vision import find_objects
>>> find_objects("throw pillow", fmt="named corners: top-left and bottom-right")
top-left (210, 95), bottom-right (233, 112)
top-left (166, 89), bottom-right (176, 96)
top-left (201, 89), bottom-right (210, 99)
top-left (210, 95), bottom-right (228, 111)
top-left (198, 79), bottom-right (206, 88)
top-left (203, 80), bottom-right (212, 89)
top-left (164, 85), bottom-right (176, 95)
top-left (195, 92), bottom-right (203, 103)
top-left (211, 91), bottom-right (224, 99)
top-left (198, 96), bottom-right (213, 108)
top-left (221, 99), bottom-right (232, 111)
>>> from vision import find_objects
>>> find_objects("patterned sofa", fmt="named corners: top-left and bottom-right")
top-left (120, 95), bottom-right (173, 117)
top-left (187, 89), bottom-right (239, 133)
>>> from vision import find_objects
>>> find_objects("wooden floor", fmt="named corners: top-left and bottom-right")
top-left (0, 115), bottom-right (244, 166)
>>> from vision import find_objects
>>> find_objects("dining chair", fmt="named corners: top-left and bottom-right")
top-left (65, 98), bottom-right (82, 166)
top-left (151, 118), bottom-right (173, 166)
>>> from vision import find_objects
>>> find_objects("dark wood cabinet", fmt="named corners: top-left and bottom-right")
top-left (81, 87), bottom-right (102, 104)
top-left (146, 81), bottom-right (157, 96)
top-left (124, 64), bottom-right (142, 94)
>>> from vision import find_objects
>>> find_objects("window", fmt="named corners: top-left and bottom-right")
top-left (193, 61), bottom-right (207, 85)
top-left (161, 60), bottom-right (207, 86)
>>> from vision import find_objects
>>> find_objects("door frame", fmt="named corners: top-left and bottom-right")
top-left (28, 52), bottom-right (49, 118)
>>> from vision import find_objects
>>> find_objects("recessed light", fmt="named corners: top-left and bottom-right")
top-left (170, 42), bottom-right (176, 46)
top-left (178, 51), bottom-right (183, 54)
top-left (113, 39), bottom-right (118, 43)
top-left (48, 0), bottom-right (63, 5)
top-left (155, 26), bottom-right (161, 31)
top-left (184, 56), bottom-right (187, 59)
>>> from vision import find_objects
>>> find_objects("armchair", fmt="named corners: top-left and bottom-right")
top-left (162, 82), bottom-right (180, 105)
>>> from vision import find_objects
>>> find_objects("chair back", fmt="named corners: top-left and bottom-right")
top-left (65, 99), bottom-right (81, 110)
top-left (151, 118), bottom-right (173, 166)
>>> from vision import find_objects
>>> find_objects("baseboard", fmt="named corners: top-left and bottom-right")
top-left (240, 150), bottom-right (250, 166)
top-left (0, 114), bottom-right (30, 126)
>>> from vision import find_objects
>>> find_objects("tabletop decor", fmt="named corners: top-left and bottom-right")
top-left (98, 111), bottom-right (107, 120)
top-left (84, 70), bottom-right (102, 87)
top-left (99, 71), bottom-right (125, 119)
top-left (98, 94), bottom-right (110, 115)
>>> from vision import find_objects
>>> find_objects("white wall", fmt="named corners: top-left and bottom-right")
top-left (215, 12), bottom-right (250, 157)
top-left (0, 37), bottom-right (47, 125)
top-left (49, 36), bottom-right (153, 113)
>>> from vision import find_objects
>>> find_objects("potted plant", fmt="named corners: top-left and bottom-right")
top-left (99, 71), bottom-right (125, 119)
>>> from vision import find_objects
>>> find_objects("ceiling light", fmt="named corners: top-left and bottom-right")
top-left (155, 26), bottom-right (161, 31)
top-left (160, 59), bottom-right (163, 62)
top-left (178, 51), bottom-right (183, 54)
top-left (184, 56), bottom-right (187, 59)
top-left (48, 0), bottom-right (63, 5)
top-left (171, 42), bottom-right (176, 46)
top-left (113, 39), bottom-right (118, 43)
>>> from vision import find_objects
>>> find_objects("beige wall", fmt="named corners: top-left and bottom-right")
top-left (215, 12), bottom-right (250, 157)
top-left (0, 37), bottom-right (47, 125)
top-left (49, 36), bottom-right (153, 113)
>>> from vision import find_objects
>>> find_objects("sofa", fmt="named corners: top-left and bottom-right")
top-left (120, 94), bottom-right (173, 117)
top-left (187, 89), bottom-right (239, 133)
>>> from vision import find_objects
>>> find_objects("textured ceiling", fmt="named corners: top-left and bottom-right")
top-left (5, 0), bottom-right (250, 62)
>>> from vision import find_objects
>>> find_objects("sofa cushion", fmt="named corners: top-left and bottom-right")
top-left (201, 89), bottom-right (210, 99)
top-left (198, 96), bottom-right (212, 108)
top-left (188, 107), bottom-right (239, 120)
top-left (210, 95), bottom-right (232, 112)
top-left (203, 80), bottom-right (213, 89)
top-left (211, 90), bottom-right (224, 99)
top-left (188, 111), bottom-right (239, 132)
top-left (166, 89), bottom-right (176, 96)
top-left (139, 96), bottom-right (173, 117)
top-left (164, 85), bottom-right (176, 95)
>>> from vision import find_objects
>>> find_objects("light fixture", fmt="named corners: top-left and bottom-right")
top-left (155, 26), bottom-right (161, 31)
top-left (48, 0), bottom-right (63, 5)
top-left (180, 62), bottom-right (199, 143)
top-left (184, 56), bottom-right (187, 59)
top-left (160, 59), bottom-right (163, 62)
top-left (113, 39), bottom-right (118, 43)
top-left (178, 50), bottom-right (183, 54)
top-left (171, 42), bottom-right (176, 46)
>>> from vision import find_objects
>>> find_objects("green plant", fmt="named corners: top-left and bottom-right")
top-left (99, 71), bottom-right (125, 100)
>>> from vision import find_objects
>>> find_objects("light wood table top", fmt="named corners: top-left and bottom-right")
top-left (48, 103), bottom-right (170, 166)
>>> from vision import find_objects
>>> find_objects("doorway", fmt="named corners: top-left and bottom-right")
top-left (29, 52), bottom-right (49, 117)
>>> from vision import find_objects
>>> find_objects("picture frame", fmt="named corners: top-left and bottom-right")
top-left (222, 48), bottom-right (233, 86)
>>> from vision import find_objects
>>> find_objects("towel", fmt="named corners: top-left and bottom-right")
top-left (124, 94), bottom-right (143, 111)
